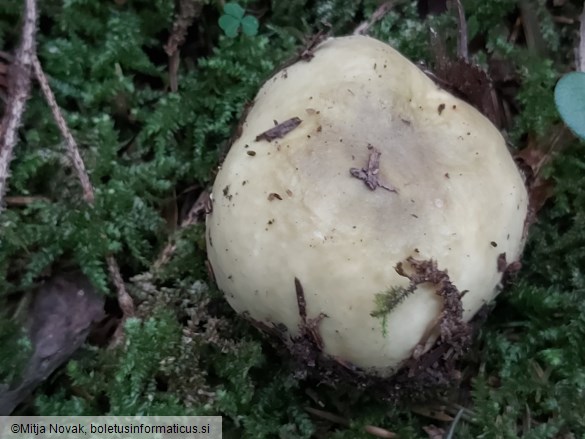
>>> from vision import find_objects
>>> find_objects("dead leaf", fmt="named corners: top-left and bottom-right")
top-left (515, 135), bottom-right (551, 179)
top-left (527, 178), bottom-right (555, 219)
top-left (0, 272), bottom-right (104, 415)
top-left (514, 126), bottom-right (573, 225)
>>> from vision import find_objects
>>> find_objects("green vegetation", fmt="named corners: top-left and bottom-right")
top-left (1, 0), bottom-right (584, 437)
top-left (219, 3), bottom-right (259, 37)
top-left (372, 286), bottom-right (414, 337)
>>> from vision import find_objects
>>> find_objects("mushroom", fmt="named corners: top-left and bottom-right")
top-left (205, 35), bottom-right (528, 378)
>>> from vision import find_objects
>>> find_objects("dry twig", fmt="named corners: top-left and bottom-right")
top-left (32, 57), bottom-right (94, 203)
top-left (164, 0), bottom-right (203, 57)
top-left (353, 1), bottom-right (397, 35)
top-left (349, 145), bottom-right (398, 193)
top-left (153, 189), bottom-right (210, 270)
top-left (445, 408), bottom-right (465, 439)
top-left (32, 55), bottom-right (135, 338)
top-left (5, 195), bottom-right (50, 206)
top-left (519, 0), bottom-right (547, 55)
top-left (0, 0), bottom-right (37, 211)
top-left (453, 0), bottom-right (469, 61)
top-left (107, 255), bottom-right (134, 318)
top-left (364, 425), bottom-right (397, 438)
top-left (578, 6), bottom-right (585, 72)
top-left (164, 0), bottom-right (203, 92)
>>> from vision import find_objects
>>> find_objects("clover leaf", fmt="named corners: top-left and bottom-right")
top-left (218, 2), bottom-right (259, 38)
top-left (241, 15), bottom-right (259, 36)
top-left (223, 2), bottom-right (245, 20)
top-left (554, 72), bottom-right (585, 141)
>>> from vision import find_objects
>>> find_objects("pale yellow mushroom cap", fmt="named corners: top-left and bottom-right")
top-left (206, 35), bottom-right (528, 377)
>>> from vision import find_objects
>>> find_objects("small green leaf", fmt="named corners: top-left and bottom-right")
top-left (554, 72), bottom-right (585, 141)
top-left (218, 14), bottom-right (240, 38)
top-left (223, 2), bottom-right (245, 19)
top-left (241, 15), bottom-right (259, 36)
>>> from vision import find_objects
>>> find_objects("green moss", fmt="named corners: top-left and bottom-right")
top-left (0, 318), bottom-right (32, 385)
top-left (371, 286), bottom-right (414, 336)
top-left (467, 140), bottom-right (585, 437)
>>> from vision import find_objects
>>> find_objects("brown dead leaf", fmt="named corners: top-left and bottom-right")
top-left (515, 135), bottom-right (551, 179)
top-left (528, 179), bottom-right (555, 218)
top-left (514, 126), bottom-right (574, 224)
top-left (0, 272), bottom-right (104, 415)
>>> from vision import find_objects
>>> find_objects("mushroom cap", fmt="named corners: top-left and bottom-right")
top-left (206, 35), bottom-right (528, 377)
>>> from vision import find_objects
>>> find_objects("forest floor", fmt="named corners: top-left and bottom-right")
top-left (1, 1), bottom-right (585, 438)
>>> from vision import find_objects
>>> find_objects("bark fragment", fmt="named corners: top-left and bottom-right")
top-left (350, 145), bottom-right (398, 193)
top-left (255, 117), bottom-right (302, 142)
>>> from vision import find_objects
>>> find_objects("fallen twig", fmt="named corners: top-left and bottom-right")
top-left (444, 408), bottom-right (465, 439)
top-left (364, 425), bottom-right (397, 438)
top-left (164, 0), bottom-right (203, 92)
top-left (353, 1), bottom-right (397, 35)
top-left (453, 0), bottom-right (469, 61)
top-left (519, 0), bottom-right (547, 55)
top-left (32, 57), bottom-right (94, 204)
top-left (508, 16), bottom-right (523, 44)
top-left (32, 54), bottom-right (135, 340)
top-left (153, 189), bottom-right (211, 270)
top-left (5, 195), bottom-right (50, 206)
top-left (0, 0), bottom-right (37, 211)
top-left (578, 5), bottom-right (585, 72)
top-left (164, 0), bottom-right (203, 57)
